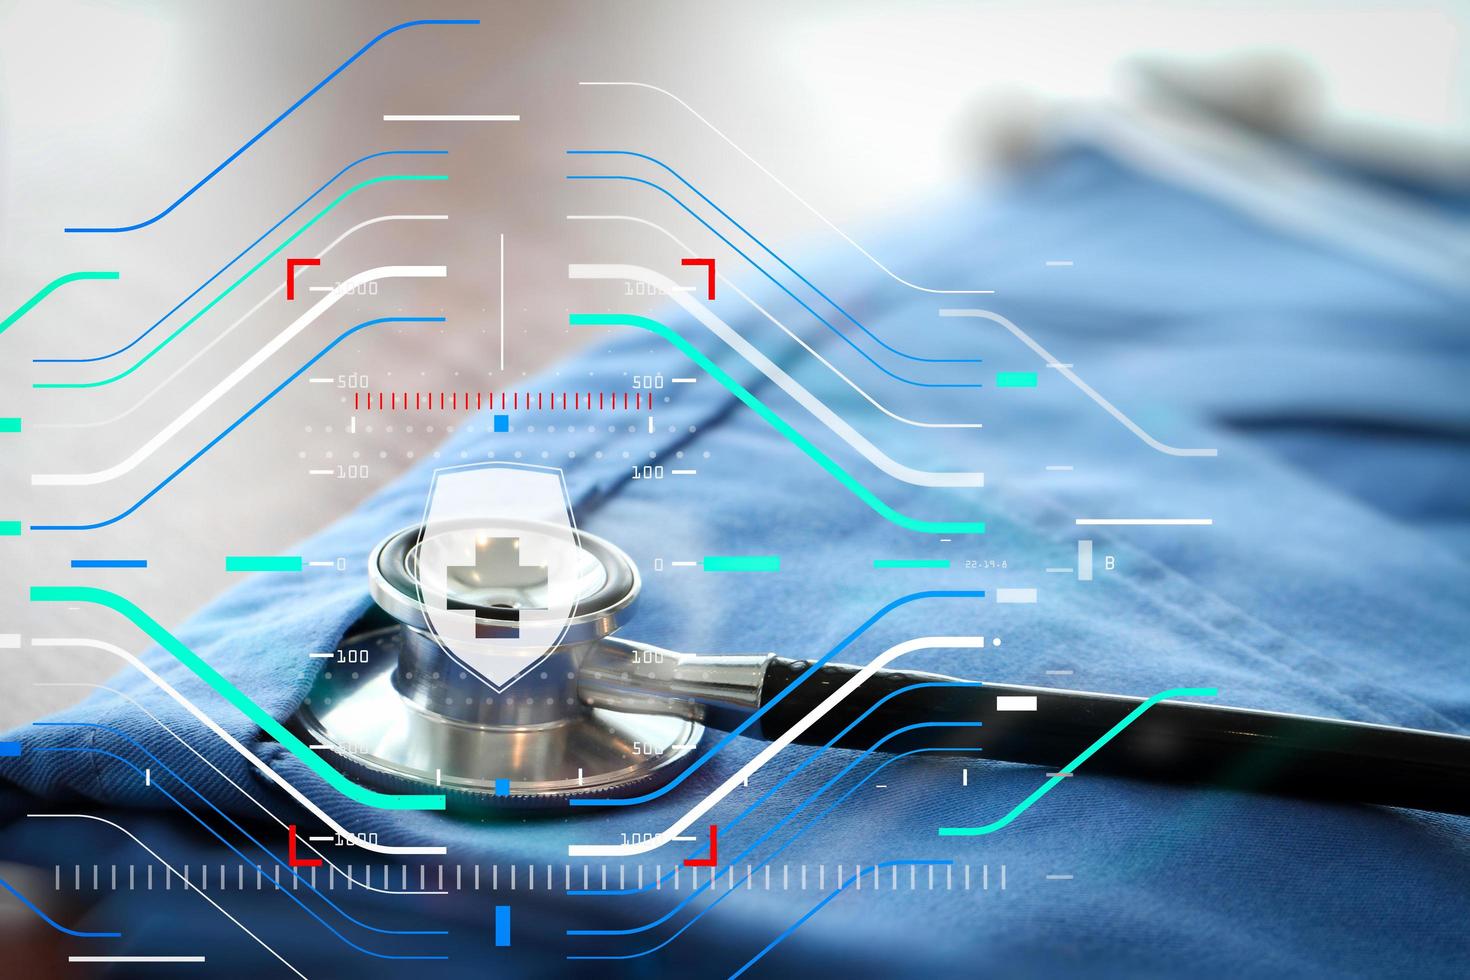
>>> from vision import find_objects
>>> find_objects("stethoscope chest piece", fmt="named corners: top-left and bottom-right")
top-left (294, 520), bottom-right (703, 808)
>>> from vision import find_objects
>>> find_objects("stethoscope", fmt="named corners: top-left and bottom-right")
top-left (295, 520), bottom-right (1470, 816)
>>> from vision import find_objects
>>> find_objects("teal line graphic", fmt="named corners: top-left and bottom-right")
top-left (37, 175), bottom-right (445, 390)
top-left (0, 418), bottom-right (19, 433)
top-left (938, 686), bottom-right (1217, 835)
top-left (1, 271), bottom-right (119, 335)
top-left (29, 586), bottom-right (446, 811)
top-left (570, 313), bottom-right (986, 535)
top-left (703, 555), bottom-right (780, 572)
top-left (0, 522), bottom-right (21, 536)
top-left (225, 556), bottom-right (303, 573)
top-left (995, 371), bottom-right (1037, 387)
top-left (873, 559), bottom-right (949, 569)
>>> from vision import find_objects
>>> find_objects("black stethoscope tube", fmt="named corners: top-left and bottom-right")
top-left (754, 659), bottom-right (1470, 817)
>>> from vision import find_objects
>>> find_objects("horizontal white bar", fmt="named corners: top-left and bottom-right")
top-left (307, 469), bottom-right (334, 476)
top-left (1045, 260), bottom-right (1074, 267)
top-left (1044, 465), bottom-right (1073, 471)
top-left (670, 561), bottom-right (697, 567)
top-left (1075, 518), bottom-right (1213, 525)
top-left (996, 588), bottom-right (1038, 604)
top-left (307, 377), bottom-right (335, 383)
top-left (0, 634), bottom-right (20, 648)
top-left (671, 469), bottom-right (696, 475)
top-left (995, 695), bottom-right (1038, 711)
top-left (383, 114), bottom-right (520, 121)
top-left (308, 653), bottom-right (334, 658)
top-left (671, 378), bottom-right (697, 383)
top-left (70, 957), bottom-right (205, 963)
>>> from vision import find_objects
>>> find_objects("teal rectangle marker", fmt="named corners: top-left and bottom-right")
top-left (0, 522), bottom-right (20, 536)
top-left (873, 559), bottom-right (951, 569)
top-left (0, 418), bottom-right (20, 433)
top-left (224, 555), bottom-right (303, 573)
top-left (996, 372), bottom-right (1038, 387)
top-left (703, 555), bottom-right (780, 572)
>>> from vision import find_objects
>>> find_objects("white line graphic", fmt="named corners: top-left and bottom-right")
top-left (567, 214), bottom-right (981, 430)
top-left (29, 814), bottom-right (306, 979)
top-left (567, 635), bottom-right (987, 857)
top-left (571, 264), bottom-right (984, 488)
top-left (36, 680), bottom-right (442, 894)
top-left (34, 265), bottom-right (445, 486)
top-left (940, 309), bottom-right (1219, 457)
top-left (36, 215), bottom-right (447, 432)
top-left (31, 638), bottom-right (445, 856)
top-left (579, 81), bottom-right (994, 295)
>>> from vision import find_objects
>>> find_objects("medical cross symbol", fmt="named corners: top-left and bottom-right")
top-left (445, 536), bottom-right (549, 639)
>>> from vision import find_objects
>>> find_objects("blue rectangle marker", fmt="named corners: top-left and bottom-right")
top-left (493, 414), bottom-right (509, 432)
top-left (0, 742), bottom-right (22, 757)
top-left (494, 778), bottom-right (510, 796)
top-left (494, 905), bottom-right (511, 947)
top-left (70, 559), bottom-right (149, 569)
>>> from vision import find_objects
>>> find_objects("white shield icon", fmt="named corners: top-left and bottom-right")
top-left (414, 462), bottom-right (583, 691)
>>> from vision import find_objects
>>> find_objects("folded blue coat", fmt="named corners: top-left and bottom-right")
top-left (2, 138), bottom-right (1468, 978)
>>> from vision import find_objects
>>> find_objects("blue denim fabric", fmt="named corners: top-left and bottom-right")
top-left (2, 142), bottom-right (1467, 978)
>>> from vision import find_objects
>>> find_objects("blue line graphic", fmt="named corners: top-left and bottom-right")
top-left (40, 150), bottom-right (445, 363)
top-left (33, 722), bottom-right (441, 937)
top-left (568, 746), bottom-right (967, 960)
top-left (566, 174), bottom-right (982, 389)
top-left (729, 860), bottom-right (949, 978)
top-left (30, 315), bottom-right (441, 531)
top-left (570, 150), bottom-right (981, 366)
top-left (567, 590), bottom-right (984, 807)
top-left (573, 681), bottom-right (983, 897)
top-left (70, 559), bottom-right (148, 569)
top-left (65, 20), bottom-right (476, 233)
top-left (27, 746), bottom-right (445, 960)
top-left (0, 873), bottom-right (120, 938)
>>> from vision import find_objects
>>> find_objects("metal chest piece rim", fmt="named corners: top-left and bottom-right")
top-left (293, 520), bottom-right (704, 809)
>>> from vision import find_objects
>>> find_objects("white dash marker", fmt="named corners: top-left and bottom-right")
top-left (308, 652), bottom-right (334, 659)
top-left (1045, 465), bottom-right (1073, 471)
top-left (308, 377), bottom-right (334, 383)
top-left (671, 469), bottom-right (696, 476)
top-left (1045, 567), bottom-right (1073, 574)
top-left (383, 114), bottom-right (520, 122)
top-left (0, 634), bottom-right (20, 649)
top-left (307, 286), bottom-right (334, 293)
top-left (70, 957), bottom-right (206, 964)
top-left (144, 768), bottom-right (151, 786)
top-left (996, 696), bottom-right (1038, 712)
top-left (671, 561), bottom-right (697, 567)
top-left (996, 588), bottom-right (1038, 604)
top-left (306, 561), bottom-right (335, 568)
top-left (308, 469), bottom-right (334, 476)
top-left (671, 377), bottom-right (697, 384)
top-left (1075, 518), bottom-right (1213, 526)
top-left (648, 415), bottom-right (654, 433)
top-left (1045, 260), bottom-right (1074, 267)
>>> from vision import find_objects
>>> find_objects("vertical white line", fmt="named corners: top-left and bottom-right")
top-left (499, 233), bottom-right (506, 371)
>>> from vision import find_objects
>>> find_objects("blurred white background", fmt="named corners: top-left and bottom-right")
top-left (0, 0), bottom-right (1464, 725)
